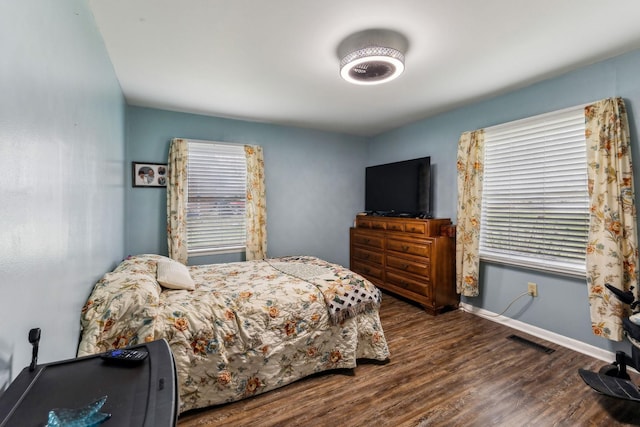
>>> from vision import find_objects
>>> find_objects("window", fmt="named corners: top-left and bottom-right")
top-left (480, 106), bottom-right (589, 277)
top-left (186, 141), bottom-right (247, 256)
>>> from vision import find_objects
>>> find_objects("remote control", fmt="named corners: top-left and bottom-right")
top-left (100, 348), bottom-right (149, 364)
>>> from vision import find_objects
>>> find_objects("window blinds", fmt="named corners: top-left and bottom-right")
top-left (186, 141), bottom-right (247, 255)
top-left (480, 106), bottom-right (589, 276)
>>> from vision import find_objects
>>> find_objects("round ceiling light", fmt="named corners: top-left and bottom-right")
top-left (337, 29), bottom-right (408, 86)
top-left (340, 47), bottom-right (405, 85)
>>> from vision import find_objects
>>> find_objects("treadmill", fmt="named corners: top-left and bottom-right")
top-left (0, 336), bottom-right (178, 427)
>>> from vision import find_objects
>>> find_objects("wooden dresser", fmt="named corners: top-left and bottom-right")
top-left (350, 215), bottom-right (458, 315)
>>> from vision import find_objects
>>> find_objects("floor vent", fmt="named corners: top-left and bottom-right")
top-left (507, 334), bottom-right (555, 354)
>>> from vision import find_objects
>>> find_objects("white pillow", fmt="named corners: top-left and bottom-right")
top-left (157, 260), bottom-right (195, 290)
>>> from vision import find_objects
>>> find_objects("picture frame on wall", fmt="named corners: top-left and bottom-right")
top-left (132, 162), bottom-right (167, 187)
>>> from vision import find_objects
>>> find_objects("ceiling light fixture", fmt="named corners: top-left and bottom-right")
top-left (337, 29), bottom-right (408, 86)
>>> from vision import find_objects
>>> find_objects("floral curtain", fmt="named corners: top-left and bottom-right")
top-left (455, 130), bottom-right (485, 297)
top-left (585, 97), bottom-right (638, 341)
top-left (166, 138), bottom-right (189, 264)
top-left (244, 145), bottom-right (267, 260)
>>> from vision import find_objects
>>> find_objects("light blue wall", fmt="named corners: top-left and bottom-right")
top-left (0, 0), bottom-right (126, 380)
top-left (369, 49), bottom-right (640, 354)
top-left (4, 0), bottom-right (636, 380)
top-left (125, 106), bottom-right (367, 267)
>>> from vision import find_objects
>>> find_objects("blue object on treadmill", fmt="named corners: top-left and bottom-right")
top-left (46, 395), bottom-right (111, 427)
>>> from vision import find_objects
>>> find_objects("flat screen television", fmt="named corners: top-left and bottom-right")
top-left (365, 157), bottom-right (431, 218)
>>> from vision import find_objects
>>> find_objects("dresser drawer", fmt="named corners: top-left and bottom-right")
top-left (386, 271), bottom-right (430, 297)
top-left (353, 247), bottom-right (383, 265)
top-left (386, 221), bottom-right (405, 232)
top-left (351, 260), bottom-right (384, 281)
top-left (386, 238), bottom-right (431, 258)
top-left (356, 219), bottom-right (373, 229)
top-left (355, 218), bottom-right (387, 230)
top-left (386, 254), bottom-right (430, 276)
top-left (369, 219), bottom-right (387, 230)
top-left (351, 232), bottom-right (384, 249)
top-left (404, 222), bottom-right (426, 235)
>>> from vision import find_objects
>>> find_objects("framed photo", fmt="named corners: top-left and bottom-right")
top-left (132, 162), bottom-right (167, 187)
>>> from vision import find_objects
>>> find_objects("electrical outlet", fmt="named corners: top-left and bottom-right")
top-left (528, 282), bottom-right (538, 297)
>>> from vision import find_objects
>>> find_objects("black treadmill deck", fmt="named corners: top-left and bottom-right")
top-left (0, 339), bottom-right (177, 427)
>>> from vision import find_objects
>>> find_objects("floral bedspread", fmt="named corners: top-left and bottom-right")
top-left (77, 254), bottom-right (390, 413)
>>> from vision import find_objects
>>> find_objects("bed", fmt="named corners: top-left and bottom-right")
top-left (77, 254), bottom-right (390, 413)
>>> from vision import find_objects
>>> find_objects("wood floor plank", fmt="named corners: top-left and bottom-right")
top-left (178, 292), bottom-right (640, 426)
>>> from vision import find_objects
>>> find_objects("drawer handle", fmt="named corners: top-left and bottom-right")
top-left (364, 238), bottom-right (370, 244)
top-left (363, 254), bottom-right (370, 259)
top-left (400, 264), bottom-right (409, 270)
top-left (401, 245), bottom-right (410, 252)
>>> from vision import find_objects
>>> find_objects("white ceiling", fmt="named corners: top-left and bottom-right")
top-left (89, 0), bottom-right (640, 137)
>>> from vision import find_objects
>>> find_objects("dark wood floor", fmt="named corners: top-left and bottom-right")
top-left (178, 292), bottom-right (640, 426)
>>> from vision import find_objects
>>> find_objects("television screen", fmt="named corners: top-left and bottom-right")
top-left (365, 157), bottom-right (431, 218)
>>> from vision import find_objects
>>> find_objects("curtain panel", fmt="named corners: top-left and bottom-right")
top-left (455, 130), bottom-right (485, 297)
top-left (244, 145), bottom-right (267, 260)
top-left (166, 138), bottom-right (189, 264)
top-left (585, 97), bottom-right (639, 341)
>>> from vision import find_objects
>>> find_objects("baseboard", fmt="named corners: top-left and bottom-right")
top-left (459, 302), bottom-right (615, 363)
